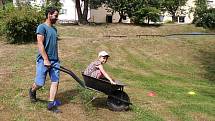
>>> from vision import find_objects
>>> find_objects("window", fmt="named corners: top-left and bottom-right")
top-left (179, 16), bottom-right (185, 23)
top-left (122, 15), bottom-right (126, 20)
top-left (207, 0), bottom-right (213, 3)
top-left (60, 9), bottom-right (67, 14)
top-left (106, 15), bottom-right (112, 23)
top-left (207, 0), bottom-right (214, 8)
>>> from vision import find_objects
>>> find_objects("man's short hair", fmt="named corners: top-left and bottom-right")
top-left (45, 7), bottom-right (59, 18)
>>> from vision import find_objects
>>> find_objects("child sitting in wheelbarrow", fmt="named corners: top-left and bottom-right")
top-left (84, 51), bottom-right (116, 85)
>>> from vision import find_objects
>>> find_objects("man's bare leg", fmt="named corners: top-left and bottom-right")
top-left (49, 82), bottom-right (58, 101)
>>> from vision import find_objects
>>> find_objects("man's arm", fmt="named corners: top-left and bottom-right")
top-left (37, 34), bottom-right (51, 66)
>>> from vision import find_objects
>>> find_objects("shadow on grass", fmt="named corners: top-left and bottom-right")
top-left (36, 99), bottom-right (49, 104)
top-left (57, 89), bottom-right (110, 109)
top-left (91, 96), bottom-right (132, 111)
top-left (91, 97), bottom-right (108, 109)
top-left (199, 50), bottom-right (215, 83)
top-left (56, 89), bottom-right (79, 105)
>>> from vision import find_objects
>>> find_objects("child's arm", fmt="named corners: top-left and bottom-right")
top-left (98, 65), bottom-right (116, 85)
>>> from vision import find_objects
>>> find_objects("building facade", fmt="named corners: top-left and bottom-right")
top-left (162, 0), bottom-right (215, 24)
top-left (14, 0), bottom-right (215, 24)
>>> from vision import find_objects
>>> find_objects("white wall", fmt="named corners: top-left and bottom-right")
top-left (28, 0), bottom-right (45, 7)
top-left (181, 0), bottom-right (195, 23)
top-left (89, 6), bottom-right (107, 23)
top-left (27, 0), bottom-right (90, 23)
top-left (21, 0), bottom-right (215, 24)
top-left (89, 5), bottom-right (130, 23)
top-left (161, 0), bottom-right (215, 24)
top-left (58, 0), bottom-right (78, 22)
top-left (58, 0), bottom-right (91, 23)
top-left (161, 0), bottom-right (195, 23)
top-left (207, 0), bottom-right (215, 8)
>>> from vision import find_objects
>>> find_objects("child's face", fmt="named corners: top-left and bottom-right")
top-left (99, 56), bottom-right (108, 64)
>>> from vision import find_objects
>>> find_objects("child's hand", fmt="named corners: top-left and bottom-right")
top-left (110, 81), bottom-right (117, 85)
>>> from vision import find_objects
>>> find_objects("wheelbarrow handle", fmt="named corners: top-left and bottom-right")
top-left (50, 65), bottom-right (86, 88)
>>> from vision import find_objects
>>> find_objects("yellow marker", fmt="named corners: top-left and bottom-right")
top-left (188, 91), bottom-right (196, 95)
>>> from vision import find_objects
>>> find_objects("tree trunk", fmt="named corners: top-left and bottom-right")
top-left (1, 0), bottom-right (5, 10)
top-left (171, 11), bottom-right (177, 22)
top-left (76, 0), bottom-right (82, 20)
top-left (172, 15), bottom-right (177, 22)
top-left (82, 0), bottom-right (88, 24)
top-left (147, 16), bottom-right (150, 24)
top-left (118, 15), bottom-right (123, 23)
top-left (76, 0), bottom-right (88, 25)
top-left (118, 11), bottom-right (123, 23)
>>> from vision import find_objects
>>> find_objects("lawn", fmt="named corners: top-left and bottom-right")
top-left (0, 24), bottom-right (214, 121)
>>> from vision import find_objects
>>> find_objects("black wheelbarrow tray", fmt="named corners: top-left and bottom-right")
top-left (52, 65), bottom-right (132, 111)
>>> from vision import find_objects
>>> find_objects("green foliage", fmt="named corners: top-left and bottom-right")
top-left (193, 0), bottom-right (215, 29)
top-left (132, 6), bottom-right (160, 24)
top-left (0, 3), bottom-right (15, 35)
top-left (128, 0), bottom-right (161, 24)
top-left (44, 0), bottom-right (62, 11)
top-left (199, 8), bottom-right (215, 29)
top-left (76, 85), bottom-right (95, 104)
top-left (90, 0), bottom-right (103, 9)
top-left (5, 0), bottom-right (12, 3)
top-left (1, 5), bottom-right (43, 44)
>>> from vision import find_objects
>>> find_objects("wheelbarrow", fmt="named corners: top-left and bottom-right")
top-left (51, 65), bottom-right (132, 111)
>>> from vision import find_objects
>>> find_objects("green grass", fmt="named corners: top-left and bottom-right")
top-left (132, 105), bottom-right (164, 121)
top-left (0, 24), bottom-right (214, 121)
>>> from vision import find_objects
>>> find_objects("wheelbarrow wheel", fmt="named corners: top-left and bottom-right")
top-left (107, 90), bottom-right (130, 111)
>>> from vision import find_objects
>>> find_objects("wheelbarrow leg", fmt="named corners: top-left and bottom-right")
top-left (85, 92), bottom-right (99, 105)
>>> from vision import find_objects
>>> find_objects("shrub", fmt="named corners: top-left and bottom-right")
top-left (0, 3), bottom-right (16, 36)
top-left (193, 0), bottom-right (215, 29)
top-left (2, 5), bottom-right (44, 44)
top-left (164, 20), bottom-right (174, 24)
top-left (195, 8), bottom-right (215, 29)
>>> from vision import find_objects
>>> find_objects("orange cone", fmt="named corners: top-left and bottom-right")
top-left (147, 91), bottom-right (156, 97)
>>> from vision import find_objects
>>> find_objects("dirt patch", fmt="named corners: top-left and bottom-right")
top-left (56, 104), bottom-right (88, 121)
top-left (190, 112), bottom-right (213, 121)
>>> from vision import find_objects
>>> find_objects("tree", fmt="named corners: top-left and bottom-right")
top-left (102, 0), bottom-right (130, 23)
top-left (193, 0), bottom-right (207, 24)
top-left (162, 0), bottom-right (188, 22)
top-left (128, 0), bottom-right (161, 24)
top-left (193, 0), bottom-right (215, 29)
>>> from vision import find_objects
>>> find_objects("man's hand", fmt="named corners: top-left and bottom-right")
top-left (44, 59), bottom-right (51, 67)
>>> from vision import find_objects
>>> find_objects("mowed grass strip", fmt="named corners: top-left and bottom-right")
top-left (0, 24), bottom-right (214, 121)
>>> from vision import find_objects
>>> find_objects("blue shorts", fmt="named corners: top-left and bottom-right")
top-left (35, 59), bottom-right (60, 86)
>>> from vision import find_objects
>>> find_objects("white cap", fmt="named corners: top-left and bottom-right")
top-left (98, 51), bottom-right (110, 57)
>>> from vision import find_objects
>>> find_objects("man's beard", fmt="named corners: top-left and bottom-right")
top-left (51, 19), bottom-right (57, 24)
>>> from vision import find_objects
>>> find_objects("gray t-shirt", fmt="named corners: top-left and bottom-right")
top-left (84, 60), bottom-right (102, 78)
